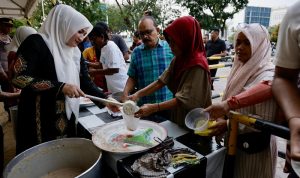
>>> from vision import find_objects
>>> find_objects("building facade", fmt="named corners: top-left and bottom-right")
top-left (269, 7), bottom-right (288, 27)
top-left (244, 6), bottom-right (271, 27)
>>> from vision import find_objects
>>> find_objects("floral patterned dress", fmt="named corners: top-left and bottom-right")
top-left (13, 34), bottom-right (106, 154)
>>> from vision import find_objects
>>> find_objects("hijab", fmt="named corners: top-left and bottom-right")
top-left (163, 16), bottom-right (210, 87)
top-left (39, 4), bottom-right (93, 119)
top-left (223, 23), bottom-right (274, 100)
top-left (6, 26), bottom-right (37, 52)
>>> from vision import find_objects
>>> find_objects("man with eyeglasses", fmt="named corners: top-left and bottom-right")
top-left (122, 16), bottom-right (173, 121)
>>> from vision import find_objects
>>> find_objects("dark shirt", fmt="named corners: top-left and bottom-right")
top-left (205, 38), bottom-right (226, 57)
top-left (111, 34), bottom-right (128, 54)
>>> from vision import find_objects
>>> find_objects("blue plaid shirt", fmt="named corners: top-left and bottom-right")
top-left (128, 39), bottom-right (173, 106)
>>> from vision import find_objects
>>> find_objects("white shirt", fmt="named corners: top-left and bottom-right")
top-left (274, 1), bottom-right (300, 69)
top-left (100, 41), bottom-right (128, 93)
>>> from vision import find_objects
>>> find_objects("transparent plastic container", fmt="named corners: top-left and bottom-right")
top-left (185, 108), bottom-right (209, 131)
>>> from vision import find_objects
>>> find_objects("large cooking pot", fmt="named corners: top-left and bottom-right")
top-left (3, 138), bottom-right (102, 178)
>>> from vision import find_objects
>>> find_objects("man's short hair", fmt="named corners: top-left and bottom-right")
top-left (139, 16), bottom-right (158, 27)
top-left (95, 21), bottom-right (109, 32)
top-left (211, 28), bottom-right (220, 33)
top-left (89, 25), bottom-right (109, 41)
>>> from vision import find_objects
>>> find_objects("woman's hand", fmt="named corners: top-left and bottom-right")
top-left (134, 103), bottom-right (158, 118)
top-left (207, 118), bottom-right (227, 136)
top-left (62, 83), bottom-right (85, 98)
top-left (204, 100), bottom-right (230, 120)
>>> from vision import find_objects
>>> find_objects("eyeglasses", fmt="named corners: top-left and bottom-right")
top-left (139, 29), bottom-right (154, 37)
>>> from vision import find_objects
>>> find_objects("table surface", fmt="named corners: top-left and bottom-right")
top-left (78, 104), bottom-right (226, 178)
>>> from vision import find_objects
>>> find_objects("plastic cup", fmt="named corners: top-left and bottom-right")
top-left (121, 109), bottom-right (140, 131)
top-left (185, 108), bottom-right (209, 131)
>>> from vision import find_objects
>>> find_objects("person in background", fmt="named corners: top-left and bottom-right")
top-left (129, 31), bottom-right (142, 52)
top-left (12, 4), bottom-right (107, 153)
top-left (205, 28), bottom-right (227, 80)
top-left (272, 1), bottom-right (300, 177)
top-left (205, 23), bottom-right (277, 178)
top-left (122, 15), bottom-right (173, 122)
top-left (88, 25), bottom-right (128, 93)
top-left (203, 34), bottom-right (209, 47)
top-left (82, 35), bottom-right (108, 92)
top-left (78, 36), bottom-right (92, 52)
top-left (96, 22), bottom-right (130, 62)
top-left (131, 16), bottom-right (211, 127)
top-left (6, 26), bottom-right (37, 81)
top-left (4, 26), bottom-right (37, 110)
top-left (0, 18), bottom-right (13, 96)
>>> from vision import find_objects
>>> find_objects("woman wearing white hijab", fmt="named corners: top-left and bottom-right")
top-left (6, 26), bottom-right (37, 79)
top-left (12, 4), bottom-right (106, 153)
top-left (205, 23), bottom-right (277, 178)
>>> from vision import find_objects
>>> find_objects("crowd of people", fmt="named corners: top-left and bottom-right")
top-left (0, 1), bottom-right (300, 177)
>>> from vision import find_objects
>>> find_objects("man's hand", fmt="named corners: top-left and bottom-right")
top-left (127, 93), bottom-right (139, 102)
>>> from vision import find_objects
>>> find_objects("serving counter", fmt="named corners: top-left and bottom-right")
top-left (77, 105), bottom-right (226, 178)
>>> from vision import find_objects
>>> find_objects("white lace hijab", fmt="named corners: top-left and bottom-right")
top-left (223, 23), bottom-right (274, 100)
top-left (5, 26), bottom-right (37, 52)
top-left (39, 4), bottom-right (92, 119)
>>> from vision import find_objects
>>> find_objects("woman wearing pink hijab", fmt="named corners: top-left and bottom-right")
top-left (205, 23), bottom-right (277, 178)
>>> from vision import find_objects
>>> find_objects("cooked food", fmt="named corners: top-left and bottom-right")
top-left (123, 100), bottom-right (138, 115)
top-left (41, 167), bottom-right (84, 178)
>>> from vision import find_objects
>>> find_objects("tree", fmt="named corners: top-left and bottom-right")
top-left (107, 5), bottom-right (128, 33)
top-left (114, 0), bottom-right (159, 32)
top-left (30, 0), bottom-right (106, 29)
top-left (157, 0), bottom-right (183, 31)
top-left (177, 0), bottom-right (248, 34)
top-left (113, 0), bottom-right (183, 32)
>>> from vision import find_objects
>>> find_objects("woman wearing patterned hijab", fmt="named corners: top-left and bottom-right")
top-left (12, 4), bottom-right (106, 153)
top-left (131, 16), bottom-right (212, 127)
top-left (206, 23), bottom-right (277, 178)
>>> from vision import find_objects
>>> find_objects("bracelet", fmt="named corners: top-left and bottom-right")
top-left (157, 103), bottom-right (160, 112)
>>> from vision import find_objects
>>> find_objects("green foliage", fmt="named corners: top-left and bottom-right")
top-left (269, 24), bottom-right (280, 43)
top-left (113, 0), bottom-right (182, 32)
top-left (30, 0), bottom-right (106, 29)
top-left (157, 0), bottom-right (182, 31)
top-left (29, 0), bottom-right (182, 33)
top-left (177, 0), bottom-right (248, 33)
top-left (114, 0), bottom-right (159, 32)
